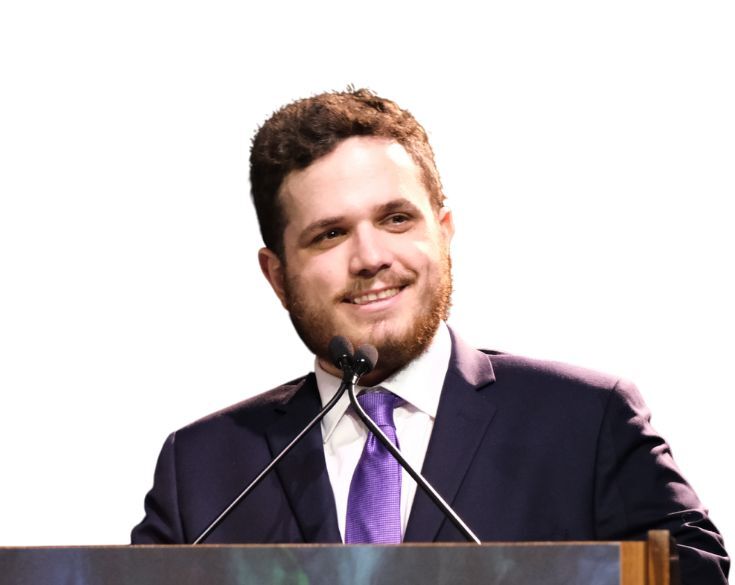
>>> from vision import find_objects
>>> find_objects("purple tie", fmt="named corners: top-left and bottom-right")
top-left (345, 391), bottom-right (402, 544)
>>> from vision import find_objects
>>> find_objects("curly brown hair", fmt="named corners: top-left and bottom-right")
top-left (249, 88), bottom-right (445, 258)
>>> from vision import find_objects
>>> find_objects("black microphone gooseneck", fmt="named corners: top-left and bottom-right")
top-left (348, 344), bottom-right (482, 545)
top-left (192, 336), bottom-right (360, 544)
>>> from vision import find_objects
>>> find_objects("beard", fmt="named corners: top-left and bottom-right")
top-left (283, 252), bottom-right (453, 382)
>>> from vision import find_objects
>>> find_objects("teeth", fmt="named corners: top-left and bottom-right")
top-left (352, 287), bottom-right (401, 305)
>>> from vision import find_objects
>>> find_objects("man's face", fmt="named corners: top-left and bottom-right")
top-left (259, 136), bottom-right (454, 383)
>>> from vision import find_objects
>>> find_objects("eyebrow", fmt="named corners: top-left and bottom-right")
top-left (374, 198), bottom-right (420, 216)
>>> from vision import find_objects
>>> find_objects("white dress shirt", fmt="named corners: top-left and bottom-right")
top-left (315, 322), bottom-right (452, 542)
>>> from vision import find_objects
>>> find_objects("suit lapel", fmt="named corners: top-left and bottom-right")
top-left (265, 374), bottom-right (341, 543)
top-left (404, 331), bottom-right (497, 542)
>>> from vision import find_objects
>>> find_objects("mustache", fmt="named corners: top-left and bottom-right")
top-left (336, 273), bottom-right (415, 302)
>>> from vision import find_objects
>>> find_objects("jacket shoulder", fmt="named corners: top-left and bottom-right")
top-left (177, 373), bottom-right (314, 437)
top-left (483, 350), bottom-right (623, 391)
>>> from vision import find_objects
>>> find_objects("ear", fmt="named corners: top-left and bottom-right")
top-left (258, 247), bottom-right (288, 309)
top-left (438, 205), bottom-right (455, 243)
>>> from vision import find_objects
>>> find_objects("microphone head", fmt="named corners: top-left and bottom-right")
top-left (328, 336), bottom-right (354, 370)
top-left (354, 344), bottom-right (378, 375)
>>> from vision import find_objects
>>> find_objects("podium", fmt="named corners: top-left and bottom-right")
top-left (0, 530), bottom-right (677, 585)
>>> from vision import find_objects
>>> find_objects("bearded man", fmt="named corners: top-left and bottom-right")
top-left (131, 89), bottom-right (728, 585)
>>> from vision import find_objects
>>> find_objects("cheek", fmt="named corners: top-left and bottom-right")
top-left (403, 240), bottom-right (442, 272)
top-left (296, 255), bottom-right (345, 294)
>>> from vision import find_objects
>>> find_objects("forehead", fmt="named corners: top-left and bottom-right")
top-left (278, 136), bottom-right (430, 227)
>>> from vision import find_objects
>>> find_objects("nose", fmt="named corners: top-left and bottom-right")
top-left (348, 224), bottom-right (392, 278)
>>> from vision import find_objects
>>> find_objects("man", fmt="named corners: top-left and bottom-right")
top-left (132, 89), bottom-right (728, 584)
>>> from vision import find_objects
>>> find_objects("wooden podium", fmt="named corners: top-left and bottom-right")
top-left (0, 530), bottom-right (677, 585)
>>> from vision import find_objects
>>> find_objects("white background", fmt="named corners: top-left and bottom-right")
top-left (0, 1), bottom-right (732, 547)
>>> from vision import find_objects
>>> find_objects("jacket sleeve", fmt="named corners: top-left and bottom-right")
top-left (593, 378), bottom-right (729, 584)
top-left (131, 433), bottom-right (186, 544)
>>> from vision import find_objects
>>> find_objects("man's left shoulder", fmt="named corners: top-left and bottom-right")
top-left (448, 328), bottom-right (629, 400)
top-left (486, 351), bottom-right (620, 388)
top-left (473, 348), bottom-right (642, 410)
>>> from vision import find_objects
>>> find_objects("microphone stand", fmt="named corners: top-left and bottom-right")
top-left (193, 371), bottom-right (353, 544)
top-left (347, 382), bottom-right (482, 544)
top-left (192, 338), bottom-right (480, 545)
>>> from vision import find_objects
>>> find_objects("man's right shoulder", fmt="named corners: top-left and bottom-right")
top-left (174, 373), bottom-right (316, 438)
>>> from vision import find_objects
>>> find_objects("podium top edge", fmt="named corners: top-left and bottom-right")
top-left (0, 541), bottom-right (645, 551)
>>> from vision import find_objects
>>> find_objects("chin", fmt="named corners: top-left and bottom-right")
top-left (350, 320), bottom-right (411, 349)
top-left (363, 324), bottom-right (438, 378)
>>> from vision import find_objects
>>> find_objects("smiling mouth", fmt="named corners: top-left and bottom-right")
top-left (346, 286), bottom-right (405, 305)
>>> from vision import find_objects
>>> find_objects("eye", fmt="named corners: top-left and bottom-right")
top-left (313, 228), bottom-right (345, 244)
top-left (383, 213), bottom-right (413, 231)
top-left (323, 228), bottom-right (343, 240)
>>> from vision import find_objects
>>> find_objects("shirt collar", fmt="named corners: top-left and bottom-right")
top-left (315, 322), bottom-right (452, 443)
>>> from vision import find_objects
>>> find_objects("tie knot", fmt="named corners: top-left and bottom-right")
top-left (357, 390), bottom-right (400, 428)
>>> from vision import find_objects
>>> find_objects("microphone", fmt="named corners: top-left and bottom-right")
top-left (347, 343), bottom-right (482, 545)
top-left (328, 335), bottom-right (355, 377)
top-left (353, 344), bottom-right (378, 378)
top-left (192, 335), bottom-right (362, 544)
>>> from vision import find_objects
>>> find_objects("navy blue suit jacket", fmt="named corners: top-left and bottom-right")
top-left (132, 332), bottom-right (728, 584)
